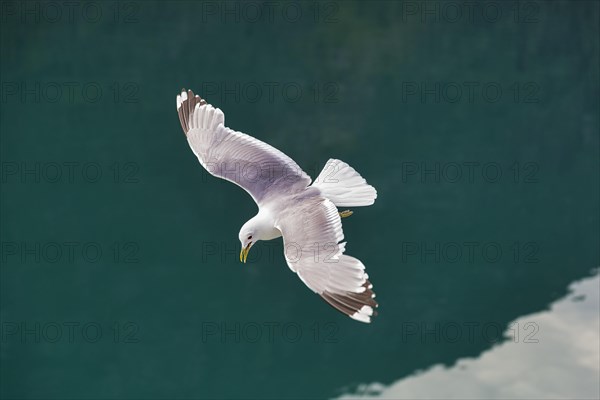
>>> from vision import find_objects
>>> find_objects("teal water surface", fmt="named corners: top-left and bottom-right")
top-left (1, 1), bottom-right (599, 399)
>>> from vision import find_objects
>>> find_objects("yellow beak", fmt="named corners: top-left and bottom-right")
top-left (240, 243), bottom-right (251, 263)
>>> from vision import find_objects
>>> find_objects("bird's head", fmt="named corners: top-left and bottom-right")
top-left (238, 212), bottom-right (279, 263)
top-left (238, 223), bottom-right (256, 263)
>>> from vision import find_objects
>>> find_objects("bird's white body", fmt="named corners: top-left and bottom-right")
top-left (176, 89), bottom-right (378, 323)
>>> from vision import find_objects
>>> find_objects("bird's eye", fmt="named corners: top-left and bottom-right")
top-left (248, 235), bottom-right (252, 240)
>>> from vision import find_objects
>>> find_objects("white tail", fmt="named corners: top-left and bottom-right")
top-left (312, 159), bottom-right (377, 207)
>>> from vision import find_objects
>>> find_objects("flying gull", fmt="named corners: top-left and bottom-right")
top-left (176, 89), bottom-right (378, 323)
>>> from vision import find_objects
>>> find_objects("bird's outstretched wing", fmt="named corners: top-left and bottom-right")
top-left (276, 193), bottom-right (378, 323)
top-left (176, 89), bottom-right (311, 205)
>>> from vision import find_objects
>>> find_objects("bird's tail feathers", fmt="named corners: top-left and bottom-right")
top-left (312, 159), bottom-right (377, 207)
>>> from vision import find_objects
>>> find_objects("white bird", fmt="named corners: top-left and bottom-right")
top-left (176, 89), bottom-right (378, 323)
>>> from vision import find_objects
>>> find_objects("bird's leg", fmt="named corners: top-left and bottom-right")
top-left (339, 210), bottom-right (353, 218)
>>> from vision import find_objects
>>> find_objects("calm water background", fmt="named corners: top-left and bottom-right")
top-left (1, 1), bottom-right (599, 399)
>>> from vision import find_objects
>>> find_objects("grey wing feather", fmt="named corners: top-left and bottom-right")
top-left (276, 195), bottom-right (378, 323)
top-left (176, 89), bottom-right (311, 205)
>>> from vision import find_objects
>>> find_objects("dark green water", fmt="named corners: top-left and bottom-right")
top-left (1, 1), bottom-right (599, 399)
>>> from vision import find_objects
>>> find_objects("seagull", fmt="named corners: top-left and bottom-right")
top-left (176, 89), bottom-right (378, 323)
